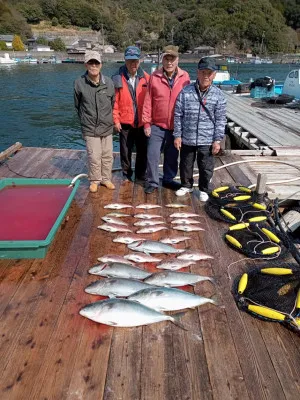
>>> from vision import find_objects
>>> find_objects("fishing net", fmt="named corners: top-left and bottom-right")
top-left (232, 262), bottom-right (300, 334)
top-left (224, 221), bottom-right (290, 259)
top-left (208, 184), bottom-right (257, 206)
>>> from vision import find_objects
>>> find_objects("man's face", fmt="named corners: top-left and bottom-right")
top-left (162, 55), bottom-right (178, 74)
top-left (125, 59), bottom-right (140, 75)
top-left (85, 59), bottom-right (102, 79)
top-left (197, 69), bottom-right (216, 90)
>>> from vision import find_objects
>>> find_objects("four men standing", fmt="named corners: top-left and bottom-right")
top-left (74, 48), bottom-right (226, 201)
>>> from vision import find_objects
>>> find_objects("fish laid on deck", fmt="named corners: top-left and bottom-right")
top-left (113, 234), bottom-right (148, 244)
top-left (145, 271), bottom-right (214, 287)
top-left (124, 253), bottom-right (162, 263)
top-left (101, 216), bottom-right (129, 225)
top-left (128, 240), bottom-right (185, 254)
top-left (104, 203), bottom-right (134, 209)
top-left (166, 203), bottom-right (188, 208)
top-left (171, 218), bottom-right (202, 225)
top-left (173, 225), bottom-right (205, 232)
top-left (133, 220), bottom-right (165, 226)
top-left (177, 251), bottom-right (214, 261)
top-left (85, 277), bottom-right (155, 297)
top-left (105, 211), bottom-right (131, 218)
top-left (89, 262), bottom-right (152, 279)
top-left (97, 223), bottom-right (133, 233)
top-left (97, 255), bottom-right (135, 264)
top-left (160, 236), bottom-right (191, 244)
top-left (170, 212), bottom-right (200, 218)
top-left (128, 287), bottom-right (218, 311)
top-left (136, 226), bottom-right (168, 234)
top-left (135, 204), bottom-right (162, 209)
top-left (79, 298), bottom-right (185, 328)
top-left (156, 259), bottom-right (196, 270)
top-left (134, 213), bottom-right (162, 219)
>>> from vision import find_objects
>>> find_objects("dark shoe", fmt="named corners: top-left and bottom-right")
top-left (144, 185), bottom-right (157, 194)
top-left (135, 178), bottom-right (145, 187)
top-left (162, 181), bottom-right (181, 191)
top-left (122, 173), bottom-right (132, 182)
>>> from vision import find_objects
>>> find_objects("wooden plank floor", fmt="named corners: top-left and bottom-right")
top-left (224, 92), bottom-right (300, 149)
top-left (0, 147), bottom-right (300, 400)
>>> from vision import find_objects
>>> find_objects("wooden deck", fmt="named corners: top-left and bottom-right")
top-left (224, 92), bottom-right (300, 152)
top-left (1, 146), bottom-right (300, 400)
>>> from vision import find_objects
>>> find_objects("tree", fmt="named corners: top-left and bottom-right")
top-left (0, 40), bottom-right (7, 50)
top-left (12, 35), bottom-right (25, 51)
top-left (49, 38), bottom-right (65, 51)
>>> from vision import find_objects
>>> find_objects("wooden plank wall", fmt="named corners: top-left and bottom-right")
top-left (0, 148), bottom-right (300, 400)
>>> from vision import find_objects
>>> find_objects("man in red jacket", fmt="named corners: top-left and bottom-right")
top-left (112, 46), bottom-right (149, 184)
top-left (142, 45), bottom-right (190, 194)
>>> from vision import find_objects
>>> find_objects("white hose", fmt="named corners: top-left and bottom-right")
top-left (69, 173), bottom-right (88, 187)
top-left (172, 159), bottom-right (300, 188)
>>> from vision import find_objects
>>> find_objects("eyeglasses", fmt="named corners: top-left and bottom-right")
top-left (87, 60), bottom-right (100, 65)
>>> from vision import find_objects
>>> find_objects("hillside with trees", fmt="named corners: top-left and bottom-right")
top-left (1, 0), bottom-right (299, 53)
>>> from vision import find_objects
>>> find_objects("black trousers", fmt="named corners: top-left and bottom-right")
top-left (179, 144), bottom-right (214, 192)
top-left (119, 124), bottom-right (147, 180)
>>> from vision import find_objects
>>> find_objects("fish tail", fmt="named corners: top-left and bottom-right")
top-left (170, 311), bottom-right (188, 330)
top-left (210, 294), bottom-right (220, 306)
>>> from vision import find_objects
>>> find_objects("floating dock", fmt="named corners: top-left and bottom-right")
top-left (0, 145), bottom-right (299, 400)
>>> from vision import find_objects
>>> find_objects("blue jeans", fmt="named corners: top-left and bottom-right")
top-left (146, 125), bottom-right (179, 188)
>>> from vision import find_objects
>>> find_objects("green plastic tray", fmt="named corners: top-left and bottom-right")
top-left (0, 178), bottom-right (80, 259)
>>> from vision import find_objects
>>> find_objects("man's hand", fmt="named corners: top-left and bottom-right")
top-left (212, 141), bottom-right (221, 155)
top-left (174, 137), bottom-right (182, 150)
top-left (114, 123), bottom-right (122, 132)
top-left (144, 127), bottom-right (151, 137)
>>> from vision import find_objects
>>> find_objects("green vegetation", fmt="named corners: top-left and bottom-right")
top-left (1, 0), bottom-right (299, 53)
top-left (12, 34), bottom-right (25, 50)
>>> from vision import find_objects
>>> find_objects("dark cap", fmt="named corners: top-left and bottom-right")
top-left (198, 57), bottom-right (217, 71)
top-left (162, 45), bottom-right (179, 58)
top-left (124, 46), bottom-right (141, 60)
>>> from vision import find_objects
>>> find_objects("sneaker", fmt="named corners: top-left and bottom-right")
top-left (89, 183), bottom-right (98, 193)
top-left (101, 181), bottom-right (115, 190)
top-left (175, 187), bottom-right (193, 197)
top-left (144, 185), bottom-right (157, 194)
top-left (199, 191), bottom-right (209, 202)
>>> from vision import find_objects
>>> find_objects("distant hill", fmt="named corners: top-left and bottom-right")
top-left (1, 0), bottom-right (300, 53)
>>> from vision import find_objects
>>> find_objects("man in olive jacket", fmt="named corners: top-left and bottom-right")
top-left (74, 50), bottom-right (115, 193)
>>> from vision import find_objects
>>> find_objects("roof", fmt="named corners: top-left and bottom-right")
top-left (0, 35), bottom-right (14, 42)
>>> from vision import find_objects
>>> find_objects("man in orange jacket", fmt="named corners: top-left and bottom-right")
top-left (112, 46), bottom-right (149, 184)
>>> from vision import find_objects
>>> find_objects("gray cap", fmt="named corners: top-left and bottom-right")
top-left (84, 50), bottom-right (101, 63)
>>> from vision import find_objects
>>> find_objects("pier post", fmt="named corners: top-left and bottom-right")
top-left (255, 173), bottom-right (267, 204)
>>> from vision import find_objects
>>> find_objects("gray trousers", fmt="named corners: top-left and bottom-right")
top-left (85, 135), bottom-right (113, 183)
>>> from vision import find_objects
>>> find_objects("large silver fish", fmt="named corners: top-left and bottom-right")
top-left (170, 212), bottom-right (200, 218)
top-left (113, 235), bottom-right (147, 244)
top-left (171, 219), bottom-right (201, 225)
top-left (134, 220), bottom-right (165, 227)
top-left (134, 213), bottom-right (162, 219)
top-left (104, 203), bottom-right (133, 209)
top-left (85, 278), bottom-right (155, 297)
top-left (128, 287), bottom-right (218, 311)
top-left (177, 251), bottom-right (214, 261)
top-left (128, 240), bottom-right (185, 254)
top-left (89, 262), bottom-right (151, 279)
top-left (124, 253), bottom-right (162, 263)
top-left (97, 223), bottom-right (133, 233)
top-left (160, 236), bottom-right (191, 244)
top-left (156, 259), bottom-right (196, 270)
top-left (136, 226), bottom-right (168, 234)
top-left (97, 255), bottom-right (134, 264)
top-left (102, 216), bottom-right (128, 225)
top-left (135, 204), bottom-right (162, 209)
top-left (173, 225), bottom-right (204, 232)
top-left (144, 271), bottom-right (214, 287)
top-left (79, 298), bottom-right (185, 328)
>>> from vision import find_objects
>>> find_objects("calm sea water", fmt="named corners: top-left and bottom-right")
top-left (0, 62), bottom-right (294, 152)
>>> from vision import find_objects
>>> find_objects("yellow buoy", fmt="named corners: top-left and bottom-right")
top-left (225, 234), bottom-right (242, 248)
top-left (296, 289), bottom-right (300, 309)
top-left (238, 186), bottom-right (252, 193)
top-left (238, 273), bottom-right (248, 294)
top-left (248, 216), bottom-right (267, 222)
top-left (229, 223), bottom-right (249, 231)
top-left (233, 195), bottom-right (252, 201)
top-left (261, 268), bottom-right (293, 275)
top-left (252, 202), bottom-right (267, 210)
top-left (220, 209), bottom-right (236, 220)
top-left (261, 228), bottom-right (281, 243)
top-left (214, 186), bottom-right (229, 193)
top-left (248, 305), bottom-right (285, 321)
top-left (261, 246), bottom-right (280, 255)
